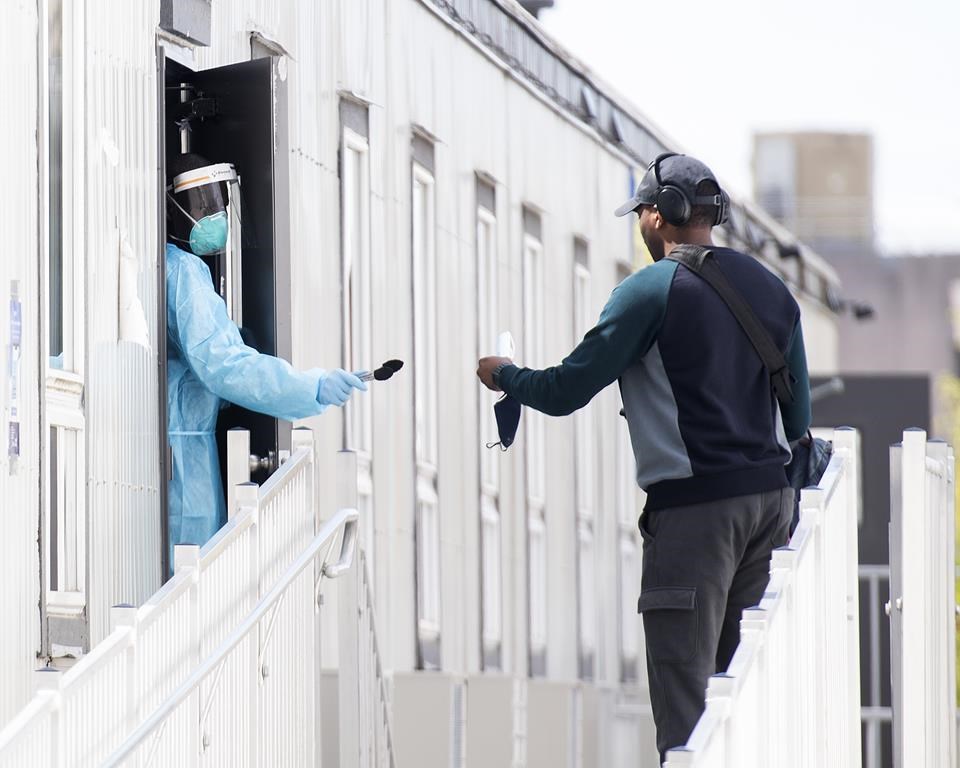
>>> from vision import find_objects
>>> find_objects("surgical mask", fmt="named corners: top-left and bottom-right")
top-left (486, 394), bottom-right (521, 451)
top-left (189, 211), bottom-right (228, 255)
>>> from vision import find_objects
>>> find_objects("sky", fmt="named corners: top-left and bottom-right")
top-left (539, 0), bottom-right (960, 255)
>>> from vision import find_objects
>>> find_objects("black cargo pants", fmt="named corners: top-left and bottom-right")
top-left (637, 487), bottom-right (793, 764)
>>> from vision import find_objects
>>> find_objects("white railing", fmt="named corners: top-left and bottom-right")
top-left (333, 450), bottom-right (397, 768)
top-left (889, 429), bottom-right (957, 768)
top-left (665, 427), bottom-right (863, 768)
top-left (0, 427), bottom-right (359, 768)
top-left (101, 504), bottom-right (359, 766)
top-left (356, 549), bottom-right (397, 768)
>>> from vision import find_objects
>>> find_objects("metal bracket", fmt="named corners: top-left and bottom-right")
top-left (322, 511), bottom-right (359, 579)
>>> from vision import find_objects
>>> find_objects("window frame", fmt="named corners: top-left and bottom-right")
top-left (522, 224), bottom-right (547, 676)
top-left (412, 160), bottom-right (441, 662)
top-left (340, 126), bottom-right (375, 571)
top-left (617, 413), bottom-right (642, 682)
top-left (527, 513), bottom-right (548, 658)
top-left (572, 249), bottom-right (597, 679)
top-left (40, 0), bottom-right (87, 623)
top-left (476, 197), bottom-right (503, 668)
top-left (480, 494), bottom-right (502, 652)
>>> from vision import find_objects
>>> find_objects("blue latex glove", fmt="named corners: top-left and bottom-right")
top-left (318, 369), bottom-right (367, 406)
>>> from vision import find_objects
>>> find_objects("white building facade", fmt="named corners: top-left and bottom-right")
top-left (0, 0), bottom-right (841, 763)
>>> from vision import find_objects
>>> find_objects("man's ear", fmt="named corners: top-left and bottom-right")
top-left (651, 209), bottom-right (663, 229)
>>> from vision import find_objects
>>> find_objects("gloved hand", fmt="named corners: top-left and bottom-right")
top-left (317, 369), bottom-right (367, 407)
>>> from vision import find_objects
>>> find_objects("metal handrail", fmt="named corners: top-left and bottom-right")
top-left (102, 506), bottom-right (359, 768)
top-left (358, 549), bottom-right (397, 768)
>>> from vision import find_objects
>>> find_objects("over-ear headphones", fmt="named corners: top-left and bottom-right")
top-left (652, 152), bottom-right (691, 226)
top-left (650, 152), bottom-right (729, 227)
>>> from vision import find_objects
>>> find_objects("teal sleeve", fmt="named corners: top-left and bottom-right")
top-left (499, 260), bottom-right (677, 416)
top-left (782, 318), bottom-right (811, 441)
top-left (169, 248), bottom-right (328, 421)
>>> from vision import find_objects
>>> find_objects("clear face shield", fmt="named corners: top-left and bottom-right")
top-left (167, 162), bottom-right (252, 323)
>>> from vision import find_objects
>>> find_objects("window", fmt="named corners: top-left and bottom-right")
top-left (340, 113), bottom-right (374, 572)
top-left (47, 0), bottom-right (65, 369)
top-left (617, 399), bottom-right (642, 682)
top-left (476, 178), bottom-right (502, 669)
top-left (619, 532), bottom-right (640, 675)
top-left (578, 523), bottom-right (596, 675)
top-left (522, 210), bottom-right (547, 676)
top-left (46, 413), bottom-right (85, 612)
top-left (42, 0), bottom-right (87, 630)
top-left (528, 514), bottom-right (547, 665)
top-left (417, 480), bottom-right (440, 633)
top-left (573, 241), bottom-right (596, 679)
top-left (412, 150), bottom-right (440, 668)
top-left (480, 496), bottom-right (502, 659)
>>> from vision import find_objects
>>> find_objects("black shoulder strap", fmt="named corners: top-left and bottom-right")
top-left (666, 244), bottom-right (794, 406)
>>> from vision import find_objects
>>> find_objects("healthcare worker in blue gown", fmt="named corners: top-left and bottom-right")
top-left (165, 152), bottom-right (365, 566)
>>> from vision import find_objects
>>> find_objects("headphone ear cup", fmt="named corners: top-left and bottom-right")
top-left (656, 186), bottom-right (691, 226)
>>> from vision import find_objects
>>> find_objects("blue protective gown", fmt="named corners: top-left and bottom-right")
top-left (166, 243), bottom-right (329, 563)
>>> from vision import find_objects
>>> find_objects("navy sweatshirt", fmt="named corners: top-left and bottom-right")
top-left (498, 247), bottom-right (811, 510)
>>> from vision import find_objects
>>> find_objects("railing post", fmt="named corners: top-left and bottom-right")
top-left (337, 449), bottom-right (361, 768)
top-left (34, 668), bottom-right (63, 768)
top-left (234, 482), bottom-right (261, 765)
top-left (111, 604), bottom-right (140, 742)
top-left (227, 429), bottom-right (251, 521)
top-left (897, 428), bottom-right (928, 767)
top-left (174, 544), bottom-right (202, 768)
top-left (833, 427), bottom-right (863, 768)
top-left (926, 439), bottom-right (956, 768)
top-left (946, 445), bottom-right (957, 766)
top-left (801, 486), bottom-right (830, 765)
top-left (289, 427), bottom-right (325, 767)
top-left (888, 440), bottom-right (904, 766)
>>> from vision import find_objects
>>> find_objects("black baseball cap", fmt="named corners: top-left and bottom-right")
top-left (614, 152), bottom-right (724, 217)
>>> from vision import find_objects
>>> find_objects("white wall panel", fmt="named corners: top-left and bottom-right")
top-left (0, 0), bottom-right (843, 750)
top-left (0, 0), bottom-right (43, 732)
top-left (84, 0), bottom-right (162, 644)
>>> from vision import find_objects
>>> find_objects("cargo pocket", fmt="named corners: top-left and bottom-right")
top-left (638, 586), bottom-right (698, 664)
top-left (637, 509), bottom-right (657, 544)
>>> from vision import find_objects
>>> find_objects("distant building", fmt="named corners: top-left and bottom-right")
top-left (829, 251), bottom-right (960, 429)
top-left (753, 132), bottom-right (875, 256)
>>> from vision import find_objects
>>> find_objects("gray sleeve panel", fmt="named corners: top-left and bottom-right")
top-left (499, 259), bottom-right (677, 416)
top-left (620, 341), bottom-right (693, 489)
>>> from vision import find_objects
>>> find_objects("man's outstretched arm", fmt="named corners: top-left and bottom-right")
top-left (477, 259), bottom-right (676, 416)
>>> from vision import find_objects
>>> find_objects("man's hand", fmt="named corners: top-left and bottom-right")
top-left (477, 356), bottom-right (512, 392)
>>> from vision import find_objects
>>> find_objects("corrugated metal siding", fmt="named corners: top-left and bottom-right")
top-left (195, 0), bottom-right (290, 68)
top-left (433, 0), bottom-right (666, 163)
top-left (84, 0), bottom-right (162, 644)
top-left (0, 0), bottom-right (42, 730)
top-left (0, 0), bottom-right (838, 747)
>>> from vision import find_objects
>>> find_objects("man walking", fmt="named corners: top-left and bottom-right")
top-left (477, 153), bottom-right (811, 762)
